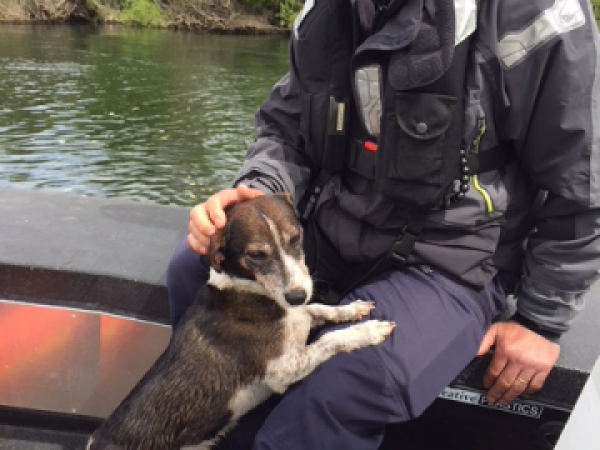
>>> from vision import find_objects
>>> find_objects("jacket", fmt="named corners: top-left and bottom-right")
top-left (233, 0), bottom-right (600, 337)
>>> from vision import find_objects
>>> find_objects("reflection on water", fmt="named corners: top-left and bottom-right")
top-left (0, 25), bottom-right (289, 205)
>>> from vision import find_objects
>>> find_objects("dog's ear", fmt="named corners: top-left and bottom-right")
top-left (279, 192), bottom-right (294, 207)
top-left (272, 192), bottom-right (296, 214)
top-left (208, 227), bottom-right (227, 273)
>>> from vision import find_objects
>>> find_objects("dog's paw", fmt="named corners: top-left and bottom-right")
top-left (359, 319), bottom-right (396, 345)
top-left (334, 300), bottom-right (374, 322)
top-left (332, 319), bottom-right (395, 351)
top-left (350, 299), bottom-right (375, 319)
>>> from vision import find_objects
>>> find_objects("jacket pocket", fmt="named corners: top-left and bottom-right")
top-left (375, 90), bottom-right (459, 208)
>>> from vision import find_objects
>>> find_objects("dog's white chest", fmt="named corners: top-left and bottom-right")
top-left (285, 307), bottom-right (314, 346)
top-left (228, 382), bottom-right (272, 420)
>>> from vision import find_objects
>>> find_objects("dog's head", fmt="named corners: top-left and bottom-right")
top-left (208, 193), bottom-right (313, 307)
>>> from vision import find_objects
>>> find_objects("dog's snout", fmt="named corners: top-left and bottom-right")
top-left (285, 289), bottom-right (307, 306)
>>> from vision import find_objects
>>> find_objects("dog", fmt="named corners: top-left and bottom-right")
top-left (86, 193), bottom-right (395, 450)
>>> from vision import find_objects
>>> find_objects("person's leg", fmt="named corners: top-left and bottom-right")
top-left (246, 266), bottom-right (506, 450)
top-left (166, 236), bottom-right (210, 327)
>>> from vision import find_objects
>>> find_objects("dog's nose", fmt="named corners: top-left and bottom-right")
top-left (285, 289), bottom-right (307, 306)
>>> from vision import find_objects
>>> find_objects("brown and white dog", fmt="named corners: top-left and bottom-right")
top-left (86, 193), bottom-right (395, 450)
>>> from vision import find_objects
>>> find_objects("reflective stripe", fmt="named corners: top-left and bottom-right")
top-left (454, 0), bottom-right (478, 45)
top-left (591, 21), bottom-right (600, 204)
top-left (497, 0), bottom-right (586, 69)
top-left (293, 0), bottom-right (315, 39)
top-left (355, 65), bottom-right (382, 139)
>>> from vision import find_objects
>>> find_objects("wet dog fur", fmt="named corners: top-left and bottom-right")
top-left (86, 193), bottom-right (395, 450)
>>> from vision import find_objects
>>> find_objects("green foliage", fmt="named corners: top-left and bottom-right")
top-left (277, 0), bottom-right (302, 29)
top-left (120, 0), bottom-right (166, 27)
top-left (88, 0), bottom-right (600, 31)
top-left (2, 0), bottom-right (597, 31)
top-left (593, 0), bottom-right (600, 28)
top-left (236, 0), bottom-right (301, 29)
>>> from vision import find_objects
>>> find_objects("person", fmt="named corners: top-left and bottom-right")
top-left (167, 0), bottom-right (600, 448)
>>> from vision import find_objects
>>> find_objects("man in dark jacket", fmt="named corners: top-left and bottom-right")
top-left (167, 0), bottom-right (600, 448)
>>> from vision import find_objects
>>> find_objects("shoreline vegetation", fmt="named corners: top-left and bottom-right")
top-left (0, 0), bottom-right (291, 34)
top-left (0, 1), bottom-right (599, 36)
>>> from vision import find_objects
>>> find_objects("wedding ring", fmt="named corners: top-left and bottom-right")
top-left (516, 377), bottom-right (528, 384)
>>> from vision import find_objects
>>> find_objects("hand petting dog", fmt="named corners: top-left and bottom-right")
top-left (188, 184), bottom-right (264, 255)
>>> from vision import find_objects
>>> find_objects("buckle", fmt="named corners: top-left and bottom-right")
top-left (388, 224), bottom-right (420, 265)
top-left (301, 186), bottom-right (322, 221)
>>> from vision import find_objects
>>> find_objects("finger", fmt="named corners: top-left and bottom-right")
top-left (482, 350), bottom-right (508, 390)
top-left (526, 370), bottom-right (550, 395)
top-left (477, 325), bottom-right (497, 356)
top-left (485, 361), bottom-right (521, 405)
top-left (190, 204), bottom-right (216, 236)
top-left (188, 221), bottom-right (211, 255)
top-left (205, 187), bottom-right (261, 229)
top-left (187, 233), bottom-right (204, 255)
top-left (497, 369), bottom-right (536, 405)
top-left (236, 184), bottom-right (265, 200)
top-left (204, 194), bottom-right (229, 230)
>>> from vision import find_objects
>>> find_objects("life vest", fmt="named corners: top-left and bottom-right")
top-left (296, 0), bottom-right (513, 293)
top-left (295, 0), bottom-right (512, 219)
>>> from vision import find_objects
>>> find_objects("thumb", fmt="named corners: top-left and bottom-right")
top-left (477, 324), bottom-right (498, 356)
top-left (236, 183), bottom-right (265, 200)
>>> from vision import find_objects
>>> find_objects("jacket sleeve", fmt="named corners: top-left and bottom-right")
top-left (497, 0), bottom-right (600, 336)
top-left (231, 62), bottom-right (313, 203)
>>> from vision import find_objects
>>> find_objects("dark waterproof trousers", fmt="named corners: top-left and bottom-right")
top-left (166, 233), bottom-right (506, 450)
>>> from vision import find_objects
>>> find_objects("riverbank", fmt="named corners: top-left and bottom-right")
top-left (0, 0), bottom-right (287, 34)
top-left (1, 0), bottom-right (599, 34)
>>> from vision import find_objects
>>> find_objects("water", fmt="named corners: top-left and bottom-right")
top-left (0, 25), bottom-right (290, 205)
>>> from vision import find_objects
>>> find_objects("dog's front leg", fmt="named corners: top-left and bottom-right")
top-left (304, 300), bottom-right (374, 328)
top-left (266, 319), bottom-right (395, 393)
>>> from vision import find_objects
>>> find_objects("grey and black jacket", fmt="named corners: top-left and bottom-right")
top-left (233, 0), bottom-right (600, 338)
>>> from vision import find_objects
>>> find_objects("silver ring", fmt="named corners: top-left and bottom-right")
top-left (516, 377), bottom-right (528, 384)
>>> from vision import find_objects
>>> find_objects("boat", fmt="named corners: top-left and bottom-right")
top-left (0, 188), bottom-right (598, 449)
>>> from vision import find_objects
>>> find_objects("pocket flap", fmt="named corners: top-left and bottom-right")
top-left (395, 92), bottom-right (456, 140)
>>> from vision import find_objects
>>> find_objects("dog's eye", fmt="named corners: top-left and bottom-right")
top-left (289, 234), bottom-right (302, 248)
top-left (246, 250), bottom-right (269, 262)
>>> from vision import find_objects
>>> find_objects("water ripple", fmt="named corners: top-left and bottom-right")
top-left (0, 27), bottom-right (288, 205)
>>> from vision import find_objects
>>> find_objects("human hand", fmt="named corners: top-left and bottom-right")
top-left (187, 185), bottom-right (264, 255)
top-left (476, 321), bottom-right (560, 406)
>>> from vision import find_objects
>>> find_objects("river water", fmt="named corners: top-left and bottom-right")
top-left (0, 25), bottom-right (289, 205)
